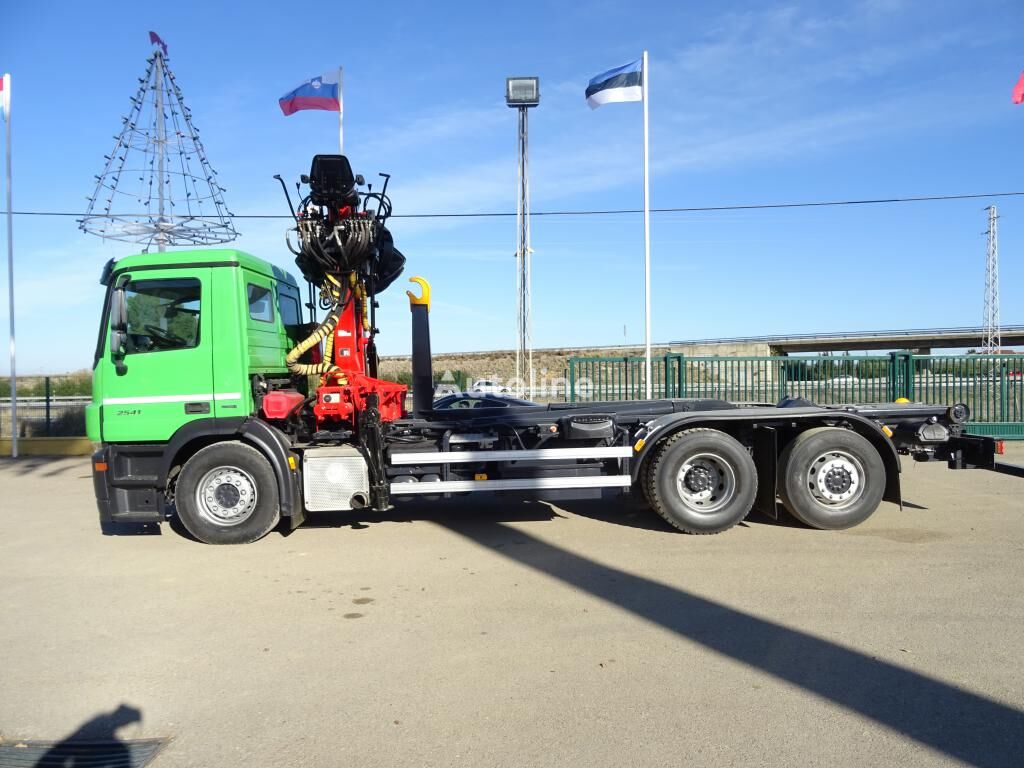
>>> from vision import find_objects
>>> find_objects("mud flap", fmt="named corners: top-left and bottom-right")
top-left (752, 426), bottom-right (778, 520)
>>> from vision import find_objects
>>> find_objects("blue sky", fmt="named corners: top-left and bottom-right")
top-left (2, 0), bottom-right (1023, 374)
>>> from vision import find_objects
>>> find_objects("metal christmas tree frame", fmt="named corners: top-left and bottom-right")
top-left (79, 37), bottom-right (237, 251)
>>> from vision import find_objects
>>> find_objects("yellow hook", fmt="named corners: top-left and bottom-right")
top-left (407, 276), bottom-right (431, 310)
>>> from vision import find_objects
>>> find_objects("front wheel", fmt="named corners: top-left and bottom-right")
top-left (777, 427), bottom-right (886, 530)
top-left (645, 428), bottom-right (758, 534)
top-left (175, 441), bottom-right (281, 544)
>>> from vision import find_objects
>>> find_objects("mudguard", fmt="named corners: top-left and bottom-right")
top-left (160, 417), bottom-right (302, 523)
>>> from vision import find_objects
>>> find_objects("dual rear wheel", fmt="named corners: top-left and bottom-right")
top-left (777, 427), bottom-right (886, 530)
top-left (643, 427), bottom-right (886, 534)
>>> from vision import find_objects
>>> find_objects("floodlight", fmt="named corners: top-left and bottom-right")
top-left (506, 77), bottom-right (540, 108)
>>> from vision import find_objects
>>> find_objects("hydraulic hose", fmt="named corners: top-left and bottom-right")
top-left (285, 276), bottom-right (345, 377)
top-left (285, 305), bottom-right (339, 376)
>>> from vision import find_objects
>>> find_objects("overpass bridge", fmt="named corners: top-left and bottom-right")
top-left (671, 326), bottom-right (1024, 354)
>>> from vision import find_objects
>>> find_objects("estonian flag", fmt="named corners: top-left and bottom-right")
top-left (586, 59), bottom-right (643, 109)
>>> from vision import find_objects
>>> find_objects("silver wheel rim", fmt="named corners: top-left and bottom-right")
top-left (194, 465), bottom-right (258, 526)
top-left (674, 452), bottom-right (737, 514)
top-left (807, 449), bottom-right (865, 509)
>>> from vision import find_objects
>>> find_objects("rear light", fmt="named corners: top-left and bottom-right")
top-left (995, 440), bottom-right (1006, 455)
top-left (94, 461), bottom-right (108, 472)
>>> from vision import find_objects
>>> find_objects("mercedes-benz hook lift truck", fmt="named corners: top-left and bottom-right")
top-left (86, 155), bottom-right (1004, 544)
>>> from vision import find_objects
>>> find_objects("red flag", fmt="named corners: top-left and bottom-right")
top-left (149, 31), bottom-right (168, 56)
top-left (1013, 70), bottom-right (1024, 105)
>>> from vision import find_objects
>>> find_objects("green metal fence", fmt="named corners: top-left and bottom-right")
top-left (567, 353), bottom-right (1024, 439)
top-left (0, 374), bottom-right (93, 438)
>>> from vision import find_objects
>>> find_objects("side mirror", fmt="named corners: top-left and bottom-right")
top-left (110, 277), bottom-right (128, 332)
top-left (111, 329), bottom-right (128, 375)
top-left (110, 277), bottom-right (129, 375)
top-left (354, 174), bottom-right (365, 186)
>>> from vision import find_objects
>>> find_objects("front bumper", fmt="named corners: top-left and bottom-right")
top-left (91, 444), bottom-right (166, 524)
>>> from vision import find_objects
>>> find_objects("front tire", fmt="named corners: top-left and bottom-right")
top-left (777, 427), bottom-right (885, 530)
top-left (645, 428), bottom-right (758, 534)
top-left (175, 441), bottom-right (280, 544)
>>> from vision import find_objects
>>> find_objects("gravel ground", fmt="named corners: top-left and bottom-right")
top-left (0, 445), bottom-right (1022, 767)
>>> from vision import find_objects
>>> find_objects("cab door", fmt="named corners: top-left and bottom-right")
top-left (97, 269), bottom-right (214, 443)
top-left (244, 273), bottom-right (281, 373)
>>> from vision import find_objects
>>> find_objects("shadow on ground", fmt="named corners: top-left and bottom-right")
top-left (0, 703), bottom-right (166, 768)
top-left (301, 495), bottom-right (818, 535)
top-left (300, 497), bottom-right (565, 531)
top-left (0, 457), bottom-right (89, 477)
top-left (435, 519), bottom-right (1024, 767)
top-left (141, 495), bottom-right (837, 541)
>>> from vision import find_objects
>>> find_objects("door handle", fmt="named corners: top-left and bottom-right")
top-left (184, 402), bottom-right (211, 414)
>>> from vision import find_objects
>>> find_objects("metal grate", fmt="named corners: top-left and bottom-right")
top-left (303, 445), bottom-right (370, 512)
top-left (0, 739), bottom-right (166, 767)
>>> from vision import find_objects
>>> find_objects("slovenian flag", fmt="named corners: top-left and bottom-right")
top-left (586, 59), bottom-right (642, 109)
top-left (0, 74), bottom-right (8, 122)
top-left (279, 70), bottom-right (342, 116)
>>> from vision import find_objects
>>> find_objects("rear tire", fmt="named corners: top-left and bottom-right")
top-left (645, 428), bottom-right (757, 534)
top-left (777, 427), bottom-right (885, 530)
top-left (175, 441), bottom-right (280, 544)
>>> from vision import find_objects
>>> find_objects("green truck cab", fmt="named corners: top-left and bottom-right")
top-left (89, 249), bottom-right (308, 534)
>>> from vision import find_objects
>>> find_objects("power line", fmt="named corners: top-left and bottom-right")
top-left (3, 190), bottom-right (1024, 221)
top-left (397, 190), bottom-right (1024, 219)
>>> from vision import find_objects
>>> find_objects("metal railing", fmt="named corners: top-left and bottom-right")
top-left (0, 375), bottom-right (92, 438)
top-left (6, 356), bottom-right (1022, 440)
top-left (568, 353), bottom-right (1024, 439)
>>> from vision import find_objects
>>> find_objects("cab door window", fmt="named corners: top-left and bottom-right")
top-left (123, 278), bottom-right (201, 354)
top-left (277, 286), bottom-right (302, 338)
top-left (248, 283), bottom-right (275, 323)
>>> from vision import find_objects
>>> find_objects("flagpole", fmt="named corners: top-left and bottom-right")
top-left (338, 67), bottom-right (344, 154)
top-left (4, 74), bottom-right (16, 457)
top-left (641, 51), bottom-right (652, 399)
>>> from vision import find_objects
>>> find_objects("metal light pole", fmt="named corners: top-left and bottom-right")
top-left (506, 77), bottom-right (539, 396)
top-left (3, 73), bottom-right (15, 458)
top-left (154, 51), bottom-right (167, 252)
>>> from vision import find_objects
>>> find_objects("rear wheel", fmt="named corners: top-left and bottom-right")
top-left (777, 427), bottom-right (885, 530)
top-left (175, 442), bottom-right (280, 544)
top-left (645, 428), bottom-right (757, 534)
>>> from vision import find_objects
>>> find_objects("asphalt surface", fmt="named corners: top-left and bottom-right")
top-left (0, 446), bottom-right (1022, 767)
